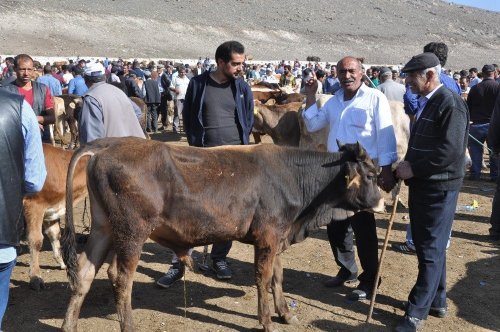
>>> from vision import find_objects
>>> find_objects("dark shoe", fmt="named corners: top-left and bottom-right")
top-left (324, 275), bottom-right (357, 288)
top-left (347, 279), bottom-right (381, 301)
top-left (489, 234), bottom-right (500, 241)
top-left (467, 175), bottom-right (480, 181)
top-left (156, 264), bottom-right (185, 288)
top-left (429, 306), bottom-right (447, 318)
top-left (394, 315), bottom-right (424, 332)
top-left (212, 259), bottom-right (232, 279)
top-left (392, 242), bottom-right (416, 255)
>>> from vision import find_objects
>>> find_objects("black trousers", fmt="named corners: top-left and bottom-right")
top-left (490, 162), bottom-right (500, 237)
top-left (159, 93), bottom-right (168, 126)
top-left (406, 187), bottom-right (458, 319)
top-left (326, 211), bottom-right (379, 286)
top-left (210, 241), bottom-right (232, 261)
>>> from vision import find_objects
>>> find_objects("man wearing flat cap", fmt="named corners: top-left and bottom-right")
top-left (79, 62), bottom-right (145, 144)
top-left (377, 66), bottom-right (405, 103)
top-left (394, 52), bottom-right (469, 332)
top-left (466, 64), bottom-right (500, 181)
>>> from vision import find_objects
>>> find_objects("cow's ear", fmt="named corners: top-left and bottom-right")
top-left (345, 163), bottom-right (361, 190)
top-left (354, 142), bottom-right (368, 161)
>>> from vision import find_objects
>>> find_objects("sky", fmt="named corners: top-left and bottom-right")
top-left (448, 0), bottom-right (500, 12)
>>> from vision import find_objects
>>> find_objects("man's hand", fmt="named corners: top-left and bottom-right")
top-left (378, 165), bottom-right (396, 192)
top-left (395, 161), bottom-right (414, 180)
top-left (304, 73), bottom-right (318, 109)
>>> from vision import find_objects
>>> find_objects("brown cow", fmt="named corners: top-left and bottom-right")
top-left (23, 144), bottom-right (88, 290)
top-left (253, 101), bottom-right (303, 146)
top-left (49, 97), bottom-right (67, 147)
top-left (129, 96), bottom-right (149, 138)
top-left (61, 137), bottom-right (384, 332)
top-left (57, 94), bottom-right (84, 149)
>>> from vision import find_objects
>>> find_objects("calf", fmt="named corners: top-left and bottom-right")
top-left (23, 144), bottom-right (89, 290)
top-left (61, 137), bottom-right (384, 332)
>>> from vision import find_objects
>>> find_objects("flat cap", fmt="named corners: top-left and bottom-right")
top-left (379, 67), bottom-right (392, 77)
top-left (401, 52), bottom-right (440, 73)
top-left (482, 64), bottom-right (495, 73)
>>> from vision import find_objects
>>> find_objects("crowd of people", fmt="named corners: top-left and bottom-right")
top-left (0, 40), bottom-right (499, 332)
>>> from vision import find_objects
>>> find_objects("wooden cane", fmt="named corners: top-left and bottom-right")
top-left (366, 179), bottom-right (402, 323)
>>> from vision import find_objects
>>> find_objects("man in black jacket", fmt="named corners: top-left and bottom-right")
top-left (487, 88), bottom-right (500, 241)
top-left (394, 53), bottom-right (469, 332)
top-left (466, 64), bottom-right (500, 181)
top-left (156, 40), bottom-right (253, 288)
top-left (143, 71), bottom-right (161, 133)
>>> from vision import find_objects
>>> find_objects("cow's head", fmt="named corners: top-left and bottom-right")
top-left (338, 142), bottom-right (384, 213)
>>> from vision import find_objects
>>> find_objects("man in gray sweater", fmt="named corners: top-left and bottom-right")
top-left (79, 62), bottom-right (145, 144)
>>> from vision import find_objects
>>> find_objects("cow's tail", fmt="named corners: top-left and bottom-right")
top-left (61, 145), bottom-right (96, 290)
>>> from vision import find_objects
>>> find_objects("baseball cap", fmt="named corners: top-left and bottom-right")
top-left (482, 64), bottom-right (495, 73)
top-left (84, 62), bottom-right (105, 77)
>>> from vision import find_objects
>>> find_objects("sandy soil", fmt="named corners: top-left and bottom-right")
top-left (4, 132), bottom-right (500, 332)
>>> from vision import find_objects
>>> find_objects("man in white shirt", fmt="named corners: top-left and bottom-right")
top-left (169, 67), bottom-right (190, 133)
top-left (261, 68), bottom-right (278, 83)
top-left (302, 56), bottom-right (397, 301)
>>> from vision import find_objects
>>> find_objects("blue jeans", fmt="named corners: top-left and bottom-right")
top-left (0, 259), bottom-right (16, 329)
top-left (468, 123), bottom-right (498, 179)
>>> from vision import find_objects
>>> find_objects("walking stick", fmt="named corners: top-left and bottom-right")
top-left (366, 179), bottom-right (402, 323)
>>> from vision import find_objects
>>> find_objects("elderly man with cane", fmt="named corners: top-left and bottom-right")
top-left (393, 52), bottom-right (469, 332)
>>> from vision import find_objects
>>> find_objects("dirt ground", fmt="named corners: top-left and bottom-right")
top-left (5, 131), bottom-right (500, 332)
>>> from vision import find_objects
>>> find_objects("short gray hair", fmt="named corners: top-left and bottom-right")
top-left (420, 64), bottom-right (441, 79)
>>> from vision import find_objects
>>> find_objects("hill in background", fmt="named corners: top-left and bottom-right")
top-left (0, 0), bottom-right (498, 68)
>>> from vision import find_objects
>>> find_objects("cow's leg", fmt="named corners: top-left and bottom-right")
top-left (252, 132), bottom-right (262, 144)
top-left (24, 203), bottom-right (46, 290)
top-left (62, 198), bottom-right (112, 332)
top-left (272, 254), bottom-right (298, 325)
top-left (112, 250), bottom-right (142, 332)
top-left (49, 124), bottom-right (56, 146)
top-left (43, 217), bottom-right (66, 270)
top-left (107, 253), bottom-right (118, 286)
top-left (255, 245), bottom-right (278, 332)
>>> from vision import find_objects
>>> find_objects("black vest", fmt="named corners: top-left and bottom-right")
top-left (0, 90), bottom-right (25, 246)
top-left (2, 81), bottom-right (50, 142)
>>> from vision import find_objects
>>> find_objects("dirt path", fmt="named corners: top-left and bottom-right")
top-left (5, 132), bottom-right (500, 332)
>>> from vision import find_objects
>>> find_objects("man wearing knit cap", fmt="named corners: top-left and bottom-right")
top-left (79, 62), bottom-right (145, 144)
top-left (394, 52), bottom-right (469, 332)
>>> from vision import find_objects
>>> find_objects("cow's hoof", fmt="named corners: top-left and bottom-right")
top-left (30, 277), bottom-right (45, 291)
top-left (284, 315), bottom-right (299, 325)
top-left (263, 323), bottom-right (279, 332)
